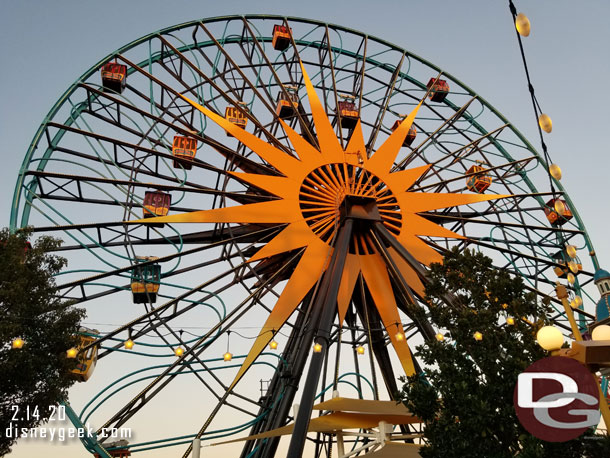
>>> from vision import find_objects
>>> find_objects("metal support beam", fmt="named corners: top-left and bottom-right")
top-left (286, 218), bottom-right (354, 458)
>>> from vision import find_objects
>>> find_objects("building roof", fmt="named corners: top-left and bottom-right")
top-left (594, 268), bottom-right (610, 282)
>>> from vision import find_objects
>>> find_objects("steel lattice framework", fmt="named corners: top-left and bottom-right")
top-left (10, 15), bottom-right (599, 458)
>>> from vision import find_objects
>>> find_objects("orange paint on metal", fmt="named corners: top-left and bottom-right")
top-left (228, 240), bottom-right (330, 391)
top-left (360, 253), bottom-right (416, 376)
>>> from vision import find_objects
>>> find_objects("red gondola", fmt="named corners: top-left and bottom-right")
top-left (172, 136), bottom-right (197, 170)
top-left (143, 191), bottom-right (171, 219)
top-left (337, 101), bottom-right (359, 129)
top-left (427, 77), bottom-right (450, 103)
top-left (101, 63), bottom-right (127, 94)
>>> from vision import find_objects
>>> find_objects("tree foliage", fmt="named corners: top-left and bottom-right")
top-left (398, 248), bottom-right (610, 457)
top-left (0, 228), bottom-right (84, 456)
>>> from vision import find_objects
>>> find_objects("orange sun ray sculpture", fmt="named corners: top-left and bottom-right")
top-left (132, 62), bottom-right (508, 390)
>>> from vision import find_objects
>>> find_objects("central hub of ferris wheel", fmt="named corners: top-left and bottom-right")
top-left (298, 164), bottom-right (401, 250)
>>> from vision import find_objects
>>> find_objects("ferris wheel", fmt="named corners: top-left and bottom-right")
top-left (11, 15), bottom-right (600, 458)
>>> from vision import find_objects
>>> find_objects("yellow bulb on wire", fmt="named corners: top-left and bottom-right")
top-left (356, 345), bottom-right (365, 355)
top-left (507, 317), bottom-right (515, 326)
top-left (66, 348), bottom-right (78, 358)
top-left (549, 164), bottom-right (562, 180)
top-left (223, 351), bottom-right (233, 361)
top-left (11, 338), bottom-right (24, 349)
top-left (395, 331), bottom-right (405, 341)
top-left (473, 332), bottom-right (483, 341)
top-left (554, 199), bottom-right (565, 216)
top-left (539, 114), bottom-right (552, 133)
top-left (269, 340), bottom-right (278, 350)
top-left (435, 333), bottom-right (445, 342)
top-left (565, 245), bottom-right (577, 259)
top-left (515, 13), bottom-right (531, 37)
top-left (124, 339), bottom-right (135, 350)
top-left (175, 347), bottom-right (184, 357)
top-left (313, 343), bottom-right (323, 353)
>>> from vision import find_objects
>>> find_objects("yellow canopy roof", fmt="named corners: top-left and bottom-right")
top-left (362, 442), bottom-right (422, 457)
top-left (211, 410), bottom-right (419, 446)
top-left (313, 397), bottom-right (413, 416)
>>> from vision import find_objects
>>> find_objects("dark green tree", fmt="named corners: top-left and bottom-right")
top-left (398, 248), bottom-right (610, 457)
top-left (0, 228), bottom-right (84, 456)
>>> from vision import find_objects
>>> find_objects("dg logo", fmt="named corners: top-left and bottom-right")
top-left (513, 356), bottom-right (601, 442)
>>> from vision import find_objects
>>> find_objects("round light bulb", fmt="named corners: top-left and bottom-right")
top-left (435, 333), bottom-right (445, 342)
top-left (549, 163), bottom-right (562, 180)
top-left (223, 351), bottom-right (233, 361)
top-left (565, 245), bottom-right (577, 259)
top-left (515, 13), bottom-right (531, 37)
top-left (537, 326), bottom-right (564, 351)
top-left (538, 113), bottom-right (552, 133)
top-left (554, 199), bottom-right (565, 216)
top-left (66, 347), bottom-right (78, 358)
top-left (175, 347), bottom-right (184, 357)
top-left (568, 261), bottom-right (579, 274)
top-left (313, 343), bottom-right (323, 353)
top-left (269, 340), bottom-right (278, 350)
top-left (506, 317), bottom-right (515, 326)
top-left (567, 273), bottom-right (575, 284)
top-left (592, 325), bottom-right (610, 341)
top-left (572, 295), bottom-right (583, 308)
top-left (473, 332), bottom-right (483, 341)
top-left (356, 345), bottom-right (365, 355)
top-left (11, 338), bottom-right (24, 349)
top-left (395, 331), bottom-right (405, 341)
top-left (502, 303), bottom-right (508, 309)
top-left (124, 339), bottom-right (134, 350)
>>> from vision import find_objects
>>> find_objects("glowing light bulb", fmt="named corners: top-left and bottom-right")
top-left (538, 114), bottom-right (552, 133)
top-left (554, 199), bottom-right (565, 216)
top-left (572, 295), bottom-right (583, 308)
top-left (592, 325), bottom-right (610, 341)
top-left (568, 261), bottom-right (579, 274)
top-left (11, 338), bottom-right (24, 349)
top-left (515, 13), bottom-right (531, 37)
top-left (435, 333), bottom-right (445, 342)
top-left (549, 163), bottom-right (562, 180)
top-left (66, 348), bottom-right (78, 358)
top-left (502, 303), bottom-right (508, 309)
top-left (313, 343), bottom-right (323, 353)
top-left (395, 331), bottom-right (405, 341)
top-left (223, 351), bottom-right (233, 361)
top-left (356, 345), bottom-right (365, 355)
top-left (537, 326), bottom-right (563, 351)
top-left (473, 332), bottom-right (483, 341)
top-left (124, 339), bottom-right (135, 350)
top-left (175, 347), bottom-right (184, 357)
top-left (565, 245), bottom-right (577, 259)
top-left (506, 317), bottom-right (515, 326)
top-left (269, 340), bottom-right (278, 350)
top-left (567, 273), bottom-right (575, 284)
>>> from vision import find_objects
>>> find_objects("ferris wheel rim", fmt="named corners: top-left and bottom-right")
top-left (11, 14), bottom-right (595, 268)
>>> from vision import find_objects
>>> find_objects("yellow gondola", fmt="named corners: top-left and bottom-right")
top-left (69, 328), bottom-right (99, 382)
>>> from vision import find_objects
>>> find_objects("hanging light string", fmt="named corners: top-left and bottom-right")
top-left (508, 1), bottom-right (560, 201)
